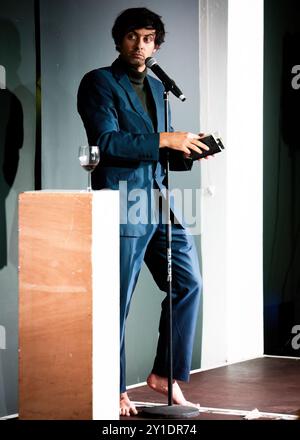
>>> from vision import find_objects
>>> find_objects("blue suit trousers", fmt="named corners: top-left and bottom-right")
top-left (120, 222), bottom-right (202, 393)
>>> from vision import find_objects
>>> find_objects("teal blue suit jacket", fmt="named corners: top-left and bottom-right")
top-left (77, 58), bottom-right (192, 236)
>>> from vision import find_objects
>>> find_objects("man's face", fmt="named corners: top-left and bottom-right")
top-left (119, 28), bottom-right (158, 71)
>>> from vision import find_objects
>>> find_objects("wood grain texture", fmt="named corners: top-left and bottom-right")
top-left (19, 192), bottom-right (92, 419)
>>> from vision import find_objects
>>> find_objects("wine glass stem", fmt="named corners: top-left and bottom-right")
top-left (87, 171), bottom-right (92, 192)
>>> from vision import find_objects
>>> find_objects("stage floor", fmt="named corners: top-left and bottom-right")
top-left (121, 357), bottom-right (300, 420)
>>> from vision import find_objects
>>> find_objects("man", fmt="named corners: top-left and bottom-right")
top-left (78, 7), bottom-right (210, 417)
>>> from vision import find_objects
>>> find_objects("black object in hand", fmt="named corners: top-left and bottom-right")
top-left (189, 134), bottom-right (225, 160)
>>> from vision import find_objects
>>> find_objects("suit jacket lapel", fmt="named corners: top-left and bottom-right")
top-left (146, 75), bottom-right (165, 132)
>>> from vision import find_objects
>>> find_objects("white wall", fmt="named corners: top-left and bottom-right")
top-left (200, 0), bottom-right (264, 368)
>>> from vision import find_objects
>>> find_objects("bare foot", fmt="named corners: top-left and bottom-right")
top-left (147, 373), bottom-right (200, 409)
top-left (120, 392), bottom-right (138, 417)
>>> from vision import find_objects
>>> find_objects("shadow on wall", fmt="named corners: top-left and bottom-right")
top-left (0, 15), bottom-right (36, 417)
top-left (0, 19), bottom-right (24, 269)
top-left (264, 31), bottom-right (300, 356)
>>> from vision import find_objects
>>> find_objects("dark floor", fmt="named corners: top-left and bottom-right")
top-left (121, 357), bottom-right (300, 420)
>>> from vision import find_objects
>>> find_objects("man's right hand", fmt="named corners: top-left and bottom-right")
top-left (159, 132), bottom-right (210, 158)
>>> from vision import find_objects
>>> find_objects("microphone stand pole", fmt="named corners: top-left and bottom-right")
top-left (142, 89), bottom-right (199, 419)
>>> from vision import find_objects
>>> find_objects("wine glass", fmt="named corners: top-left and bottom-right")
top-left (78, 145), bottom-right (100, 192)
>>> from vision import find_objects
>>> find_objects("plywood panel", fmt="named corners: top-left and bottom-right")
top-left (19, 192), bottom-right (92, 419)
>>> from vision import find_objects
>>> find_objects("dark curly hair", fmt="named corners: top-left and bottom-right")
top-left (112, 7), bottom-right (165, 51)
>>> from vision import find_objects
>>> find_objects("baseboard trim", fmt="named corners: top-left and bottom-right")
top-left (0, 413), bottom-right (18, 420)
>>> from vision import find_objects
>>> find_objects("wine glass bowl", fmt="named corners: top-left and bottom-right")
top-left (78, 145), bottom-right (100, 191)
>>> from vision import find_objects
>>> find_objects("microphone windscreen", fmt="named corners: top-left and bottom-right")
top-left (145, 57), bottom-right (157, 69)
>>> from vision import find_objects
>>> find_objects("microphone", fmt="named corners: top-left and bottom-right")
top-left (145, 57), bottom-right (186, 102)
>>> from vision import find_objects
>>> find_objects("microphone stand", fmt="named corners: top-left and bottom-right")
top-left (142, 89), bottom-right (199, 419)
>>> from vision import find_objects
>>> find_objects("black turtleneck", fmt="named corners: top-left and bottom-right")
top-left (119, 57), bottom-right (157, 131)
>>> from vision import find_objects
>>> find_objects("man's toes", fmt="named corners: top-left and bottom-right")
top-left (120, 404), bottom-right (138, 417)
top-left (120, 406), bottom-right (128, 416)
